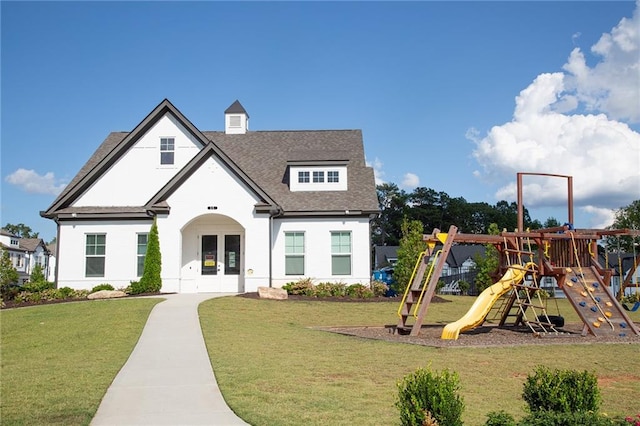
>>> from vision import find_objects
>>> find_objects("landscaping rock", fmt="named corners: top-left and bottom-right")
top-left (88, 290), bottom-right (127, 300)
top-left (257, 286), bottom-right (288, 300)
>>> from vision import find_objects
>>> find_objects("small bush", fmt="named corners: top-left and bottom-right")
top-left (23, 280), bottom-right (55, 293)
top-left (484, 410), bottom-right (516, 426)
top-left (129, 280), bottom-right (145, 295)
top-left (396, 366), bottom-right (464, 426)
top-left (371, 280), bottom-right (388, 297)
top-left (313, 282), bottom-right (334, 298)
top-left (57, 287), bottom-right (75, 298)
top-left (522, 366), bottom-right (601, 414)
top-left (91, 283), bottom-right (115, 293)
top-left (282, 278), bottom-right (314, 295)
top-left (518, 410), bottom-right (615, 425)
top-left (346, 283), bottom-right (374, 298)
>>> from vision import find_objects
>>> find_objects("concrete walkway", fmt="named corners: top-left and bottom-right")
top-left (91, 293), bottom-right (249, 425)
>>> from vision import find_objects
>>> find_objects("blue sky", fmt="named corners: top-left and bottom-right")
top-left (2, 1), bottom-right (639, 242)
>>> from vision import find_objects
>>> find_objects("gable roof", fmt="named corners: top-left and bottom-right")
top-left (42, 99), bottom-right (379, 219)
top-left (19, 238), bottom-right (49, 253)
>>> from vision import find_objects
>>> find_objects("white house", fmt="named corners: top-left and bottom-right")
top-left (0, 229), bottom-right (27, 282)
top-left (0, 229), bottom-right (51, 284)
top-left (41, 99), bottom-right (379, 293)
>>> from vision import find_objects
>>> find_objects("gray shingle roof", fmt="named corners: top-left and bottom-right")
top-left (42, 100), bottom-right (378, 218)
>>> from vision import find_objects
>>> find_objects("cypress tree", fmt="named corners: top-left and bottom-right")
top-left (140, 218), bottom-right (162, 293)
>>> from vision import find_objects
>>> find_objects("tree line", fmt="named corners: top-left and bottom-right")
top-left (372, 183), bottom-right (563, 247)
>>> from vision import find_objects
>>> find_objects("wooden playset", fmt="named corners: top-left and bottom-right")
top-left (395, 173), bottom-right (640, 340)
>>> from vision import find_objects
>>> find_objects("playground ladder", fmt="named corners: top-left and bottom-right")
top-left (396, 225), bottom-right (458, 336)
top-left (500, 240), bottom-right (559, 335)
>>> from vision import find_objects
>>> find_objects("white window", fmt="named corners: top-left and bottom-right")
top-left (327, 171), bottom-right (339, 183)
top-left (331, 231), bottom-right (351, 275)
top-left (313, 171), bottom-right (324, 183)
top-left (85, 234), bottom-right (106, 277)
top-left (285, 232), bottom-right (305, 275)
top-left (137, 233), bottom-right (148, 277)
top-left (10, 238), bottom-right (18, 246)
top-left (298, 171), bottom-right (310, 183)
top-left (160, 137), bottom-right (175, 165)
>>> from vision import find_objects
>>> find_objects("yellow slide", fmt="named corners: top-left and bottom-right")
top-left (441, 264), bottom-right (533, 340)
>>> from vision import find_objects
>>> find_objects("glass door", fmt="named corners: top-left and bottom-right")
top-left (201, 235), bottom-right (218, 275)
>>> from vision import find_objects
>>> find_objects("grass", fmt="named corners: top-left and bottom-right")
top-left (199, 296), bottom-right (640, 426)
top-left (0, 298), bottom-right (163, 425)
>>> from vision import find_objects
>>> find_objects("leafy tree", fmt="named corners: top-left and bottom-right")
top-left (138, 218), bottom-right (162, 293)
top-left (543, 217), bottom-right (561, 228)
top-left (372, 183), bottom-right (409, 246)
top-left (473, 223), bottom-right (501, 292)
top-left (29, 264), bottom-right (46, 283)
top-left (3, 223), bottom-right (38, 238)
top-left (0, 251), bottom-right (19, 286)
top-left (606, 200), bottom-right (640, 252)
top-left (393, 218), bottom-right (427, 294)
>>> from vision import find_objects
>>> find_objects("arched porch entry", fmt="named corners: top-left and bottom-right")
top-left (181, 214), bottom-right (245, 293)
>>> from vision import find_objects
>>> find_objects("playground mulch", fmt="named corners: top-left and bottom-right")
top-left (319, 323), bottom-right (640, 348)
top-left (239, 292), bottom-right (639, 347)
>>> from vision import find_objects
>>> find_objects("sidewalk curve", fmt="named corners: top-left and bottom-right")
top-left (91, 293), bottom-right (249, 425)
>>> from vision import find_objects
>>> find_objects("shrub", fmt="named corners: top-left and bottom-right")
top-left (29, 264), bottom-right (47, 284)
top-left (23, 280), bottom-right (55, 293)
top-left (91, 283), bottom-right (115, 293)
top-left (313, 282), bottom-right (334, 298)
top-left (522, 366), bottom-right (601, 414)
top-left (139, 218), bottom-right (162, 293)
top-left (396, 366), bottom-right (464, 426)
top-left (57, 287), bottom-right (75, 298)
top-left (346, 283), bottom-right (374, 298)
top-left (129, 280), bottom-right (146, 295)
top-left (518, 410), bottom-right (615, 425)
top-left (484, 410), bottom-right (516, 426)
top-left (371, 280), bottom-right (388, 297)
top-left (282, 278), bottom-right (314, 295)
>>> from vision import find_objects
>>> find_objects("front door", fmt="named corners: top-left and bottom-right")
top-left (198, 234), bottom-right (242, 292)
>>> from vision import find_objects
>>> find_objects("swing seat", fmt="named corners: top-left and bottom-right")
top-left (622, 301), bottom-right (640, 312)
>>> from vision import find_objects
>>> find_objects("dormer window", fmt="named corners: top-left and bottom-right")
top-left (224, 100), bottom-right (249, 134)
top-left (298, 171), bottom-right (310, 183)
top-left (160, 137), bottom-right (175, 165)
top-left (289, 164), bottom-right (347, 192)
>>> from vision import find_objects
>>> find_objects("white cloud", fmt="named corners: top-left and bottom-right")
top-left (366, 157), bottom-right (385, 185)
top-left (5, 169), bottom-right (67, 196)
top-left (581, 205), bottom-right (616, 229)
top-left (471, 3), bottom-right (640, 220)
top-left (401, 172), bottom-right (420, 189)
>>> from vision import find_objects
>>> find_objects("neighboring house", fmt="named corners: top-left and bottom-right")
top-left (0, 229), bottom-right (27, 283)
top-left (41, 99), bottom-right (379, 293)
top-left (373, 245), bottom-right (399, 270)
top-left (372, 244), bottom-right (485, 284)
top-left (0, 229), bottom-right (51, 283)
top-left (46, 243), bottom-right (57, 283)
top-left (20, 238), bottom-right (52, 282)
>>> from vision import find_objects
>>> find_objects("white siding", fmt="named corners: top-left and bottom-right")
top-left (271, 217), bottom-right (371, 287)
top-left (56, 220), bottom-right (154, 290)
top-left (74, 114), bottom-right (201, 207)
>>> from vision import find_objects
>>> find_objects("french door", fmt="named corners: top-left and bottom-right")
top-left (198, 234), bottom-right (241, 292)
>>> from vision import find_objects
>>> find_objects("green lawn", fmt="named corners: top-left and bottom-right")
top-left (199, 296), bottom-right (640, 426)
top-left (1, 296), bottom-right (637, 425)
top-left (0, 299), bottom-right (163, 425)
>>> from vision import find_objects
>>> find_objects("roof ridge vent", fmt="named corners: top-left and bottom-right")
top-left (224, 100), bottom-right (249, 134)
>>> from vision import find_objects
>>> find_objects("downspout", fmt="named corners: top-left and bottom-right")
top-left (53, 218), bottom-right (61, 288)
top-left (269, 206), bottom-right (283, 288)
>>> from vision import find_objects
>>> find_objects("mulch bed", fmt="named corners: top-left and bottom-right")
top-left (1, 292), bottom-right (167, 310)
top-left (237, 292), bottom-right (640, 348)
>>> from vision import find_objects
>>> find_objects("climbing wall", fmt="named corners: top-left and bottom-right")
top-left (561, 267), bottom-right (639, 337)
